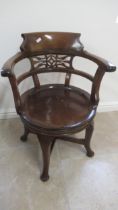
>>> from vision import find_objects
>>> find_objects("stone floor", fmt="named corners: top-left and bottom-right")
top-left (0, 112), bottom-right (118, 210)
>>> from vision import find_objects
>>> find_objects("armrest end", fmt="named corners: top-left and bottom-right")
top-left (1, 70), bottom-right (12, 77)
top-left (106, 63), bottom-right (116, 72)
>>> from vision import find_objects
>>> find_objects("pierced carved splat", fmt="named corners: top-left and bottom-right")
top-left (30, 54), bottom-right (73, 70)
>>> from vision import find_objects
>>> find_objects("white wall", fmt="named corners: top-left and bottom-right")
top-left (0, 0), bottom-right (118, 118)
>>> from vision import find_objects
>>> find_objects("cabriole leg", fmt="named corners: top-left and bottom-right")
top-left (84, 122), bottom-right (94, 157)
top-left (37, 134), bottom-right (54, 181)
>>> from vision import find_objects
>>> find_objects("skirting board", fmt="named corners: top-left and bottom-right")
top-left (0, 111), bottom-right (18, 119)
top-left (0, 102), bottom-right (118, 119)
top-left (97, 102), bottom-right (118, 112)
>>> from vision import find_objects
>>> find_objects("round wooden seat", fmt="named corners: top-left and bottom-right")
top-left (21, 84), bottom-right (96, 134)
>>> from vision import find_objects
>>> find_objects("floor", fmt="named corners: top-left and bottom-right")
top-left (0, 112), bottom-right (118, 210)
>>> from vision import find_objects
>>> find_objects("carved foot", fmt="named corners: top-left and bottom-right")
top-left (86, 150), bottom-right (94, 157)
top-left (20, 134), bottom-right (28, 142)
top-left (84, 122), bottom-right (95, 158)
top-left (40, 174), bottom-right (49, 182)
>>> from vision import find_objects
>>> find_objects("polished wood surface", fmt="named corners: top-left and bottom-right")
top-left (1, 32), bottom-right (116, 181)
top-left (20, 32), bottom-right (83, 55)
top-left (21, 84), bottom-right (96, 134)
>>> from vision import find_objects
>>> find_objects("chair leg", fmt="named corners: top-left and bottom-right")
top-left (50, 139), bottom-right (56, 153)
top-left (20, 126), bottom-right (29, 142)
top-left (84, 122), bottom-right (94, 157)
top-left (37, 134), bottom-right (54, 181)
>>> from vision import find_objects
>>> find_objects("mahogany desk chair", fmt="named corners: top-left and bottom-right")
top-left (1, 32), bottom-right (116, 181)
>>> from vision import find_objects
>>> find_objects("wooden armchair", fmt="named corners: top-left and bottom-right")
top-left (1, 32), bottom-right (116, 181)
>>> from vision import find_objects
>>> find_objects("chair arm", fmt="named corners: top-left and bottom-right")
top-left (79, 50), bottom-right (116, 105)
top-left (1, 52), bottom-right (26, 114)
top-left (1, 52), bottom-right (26, 77)
top-left (81, 50), bottom-right (116, 72)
